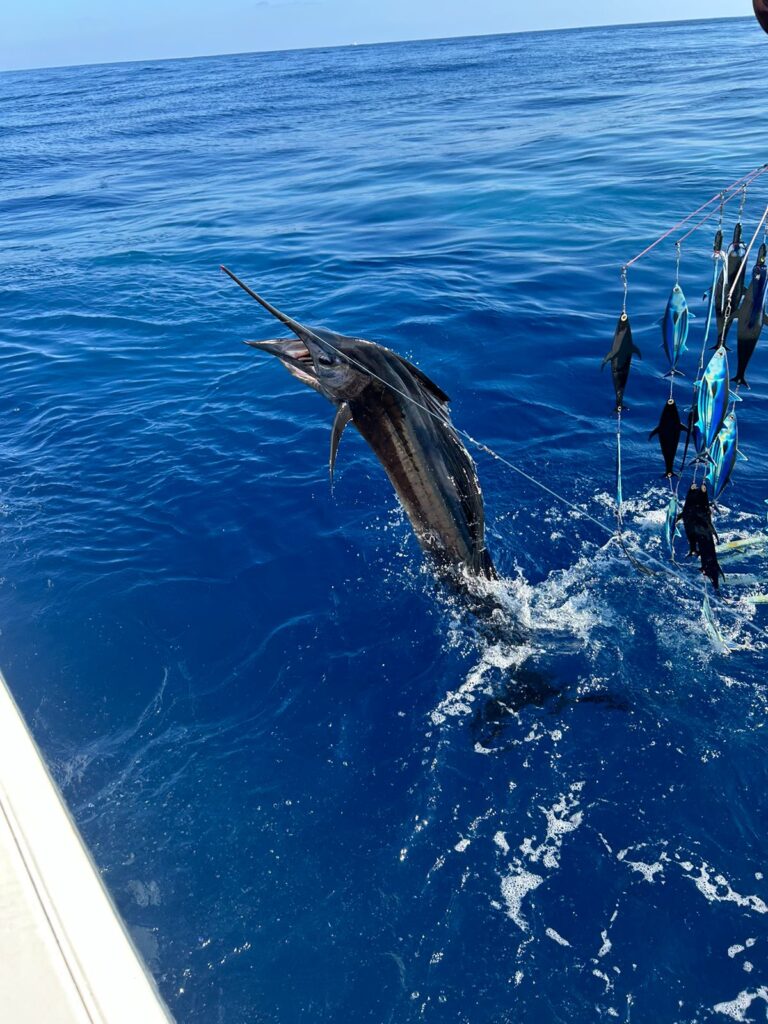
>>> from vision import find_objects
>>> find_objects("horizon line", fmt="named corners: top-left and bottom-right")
top-left (0, 14), bottom-right (749, 77)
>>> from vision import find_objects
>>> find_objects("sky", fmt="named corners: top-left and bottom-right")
top-left (0, 0), bottom-right (750, 72)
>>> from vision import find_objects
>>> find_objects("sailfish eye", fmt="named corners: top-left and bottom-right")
top-left (317, 352), bottom-right (334, 367)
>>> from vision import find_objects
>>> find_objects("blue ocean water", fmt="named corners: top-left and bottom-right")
top-left (2, 15), bottom-right (768, 1022)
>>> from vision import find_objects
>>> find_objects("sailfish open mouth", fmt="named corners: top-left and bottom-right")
top-left (244, 338), bottom-right (321, 389)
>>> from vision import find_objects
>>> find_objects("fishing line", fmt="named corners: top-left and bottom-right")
top-left (675, 188), bottom-right (728, 247)
top-left (668, 240), bottom-right (682, 406)
top-left (616, 408), bottom-right (623, 517)
top-left (624, 163), bottom-right (768, 269)
top-left (738, 183), bottom-right (749, 224)
top-left (725, 200), bottom-right (768, 308)
top-left (613, 268), bottom-right (629, 548)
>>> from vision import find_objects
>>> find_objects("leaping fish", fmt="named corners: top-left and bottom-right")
top-left (222, 267), bottom-right (496, 582)
top-left (602, 314), bottom-right (641, 412)
top-left (661, 284), bottom-right (691, 377)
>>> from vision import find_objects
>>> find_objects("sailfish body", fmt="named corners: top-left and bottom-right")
top-left (223, 268), bottom-right (496, 581)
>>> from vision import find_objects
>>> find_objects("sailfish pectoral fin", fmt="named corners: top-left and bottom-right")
top-left (329, 402), bottom-right (353, 493)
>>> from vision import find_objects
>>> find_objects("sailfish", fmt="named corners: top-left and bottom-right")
top-left (222, 267), bottom-right (496, 582)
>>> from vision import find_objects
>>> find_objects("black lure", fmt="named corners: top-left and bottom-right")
top-left (648, 398), bottom-right (687, 478)
top-left (601, 314), bottom-right (641, 412)
top-left (733, 242), bottom-right (768, 388)
top-left (698, 533), bottom-right (726, 591)
top-left (679, 483), bottom-right (718, 558)
top-left (714, 222), bottom-right (747, 349)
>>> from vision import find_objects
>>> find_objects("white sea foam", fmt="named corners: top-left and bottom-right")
top-left (680, 861), bottom-right (768, 915)
top-left (429, 543), bottom-right (617, 727)
top-left (713, 987), bottom-right (768, 1021)
top-left (598, 930), bottom-right (612, 958)
top-left (520, 783), bottom-right (584, 871)
top-left (430, 641), bottom-right (533, 725)
top-left (617, 847), bottom-right (768, 916)
top-left (592, 968), bottom-right (612, 993)
top-left (500, 866), bottom-right (543, 932)
top-left (494, 831), bottom-right (510, 855)
top-left (545, 927), bottom-right (570, 947)
top-left (620, 856), bottom-right (666, 884)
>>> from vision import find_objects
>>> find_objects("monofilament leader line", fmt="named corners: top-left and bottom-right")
top-left (615, 266), bottom-right (629, 528)
top-left (623, 164), bottom-right (768, 270)
top-left (669, 240), bottom-right (682, 403)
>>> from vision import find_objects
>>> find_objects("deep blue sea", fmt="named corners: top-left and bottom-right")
top-left (2, 16), bottom-right (768, 1023)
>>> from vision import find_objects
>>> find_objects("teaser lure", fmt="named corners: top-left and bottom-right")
top-left (696, 348), bottom-right (733, 452)
top-left (649, 398), bottom-right (687, 478)
top-left (602, 314), bottom-right (641, 412)
top-left (705, 411), bottom-right (744, 501)
top-left (733, 243), bottom-right (768, 388)
top-left (661, 284), bottom-right (691, 377)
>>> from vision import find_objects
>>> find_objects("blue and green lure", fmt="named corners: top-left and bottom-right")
top-left (661, 284), bottom-right (692, 377)
top-left (695, 348), bottom-right (740, 453)
top-left (705, 411), bottom-right (746, 500)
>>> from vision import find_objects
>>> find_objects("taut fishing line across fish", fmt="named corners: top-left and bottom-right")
top-left (221, 235), bottom-right (765, 650)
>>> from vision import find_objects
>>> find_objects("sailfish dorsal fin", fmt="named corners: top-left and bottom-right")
top-left (394, 355), bottom-right (451, 405)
